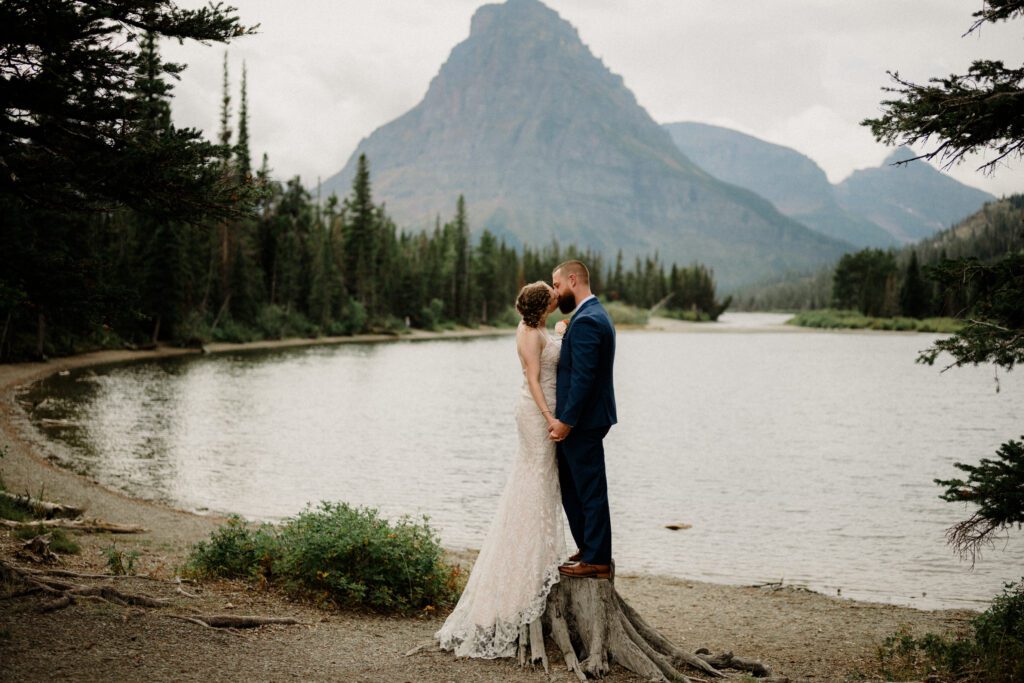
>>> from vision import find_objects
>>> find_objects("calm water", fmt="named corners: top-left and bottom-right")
top-left (21, 313), bottom-right (1023, 609)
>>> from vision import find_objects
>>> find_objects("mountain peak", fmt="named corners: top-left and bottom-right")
top-left (884, 146), bottom-right (917, 165)
top-left (321, 0), bottom-right (850, 289)
top-left (470, 0), bottom-right (571, 38)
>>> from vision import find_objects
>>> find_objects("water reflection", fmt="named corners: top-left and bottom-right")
top-left (21, 321), bottom-right (1024, 609)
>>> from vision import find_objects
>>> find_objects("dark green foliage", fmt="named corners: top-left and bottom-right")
top-left (274, 502), bottom-right (456, 612)
top-left (0, 0), bottom-right (257, 220)
top-left (2, 16), bottom-right (736, 355)
top-left (863, 1), bottom-right (1024, 173)
top-left (832, 248), bottom-right (899, 316)
top-left (917, 253), bottom-right (1024, 371)
top-left (935, 438), bottom-right (1024, 562)
top-left (735, 196), bottom-right (1024, 313)
top-left (878, 579), bottom-right (1024, 682)
top-left (185, 504), bottom-right (461, 613)
top-left (899, 251), bottom-right (929, 318)
top-left (185, 515), bottom-right (278, 580)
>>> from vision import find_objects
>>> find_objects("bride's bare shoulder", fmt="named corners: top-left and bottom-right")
top-left (516, 323), bottom-right (547, 349)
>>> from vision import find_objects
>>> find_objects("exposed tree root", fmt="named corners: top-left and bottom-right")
top-left (545, 576), bottom-right (781, 682)
top-left (165, 614), bottom-right (301, 629)
top-left (1, 559), bottom-right (302, 632)
top-left (0, 518), bottom-right (145, 533)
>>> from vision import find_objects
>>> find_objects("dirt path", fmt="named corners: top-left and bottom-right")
top-left (0, 333), bottom-right (976, 682)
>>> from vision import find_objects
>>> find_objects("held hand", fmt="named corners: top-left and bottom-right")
top-left (548, 419), bottom-right (571, 442)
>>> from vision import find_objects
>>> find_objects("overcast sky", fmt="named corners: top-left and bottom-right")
top-left (163, 0), bottom-right (1024, 197)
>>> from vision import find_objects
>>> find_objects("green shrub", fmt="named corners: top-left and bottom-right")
top-left (185, 502), bottom-right (460, 613)
top-left (184, 515), bottom-right (278, 579)
top-left (878, 579), bottom-right (1024, 682)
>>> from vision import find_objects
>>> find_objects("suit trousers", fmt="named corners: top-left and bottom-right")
top-left (556, 425), bottom-right (612, 565)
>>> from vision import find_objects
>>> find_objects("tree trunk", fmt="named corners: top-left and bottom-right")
top-left (545, 576), bottom-right (780, 682)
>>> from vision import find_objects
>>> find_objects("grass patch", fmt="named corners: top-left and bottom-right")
top-left (658, 309), bottom-right (714, 322)
top-left (0, 496), bottom-right (33, 522)
top-left (13, 526), bottom-right (81, 554)
top-left (878, 579), bottom-right (1024, 682)
top-left (185, 502), bottom-right (461, 613)
top-left (788, 309), bottom-right (963, 333)
top-left (604, 301), bottom-right (650, 326)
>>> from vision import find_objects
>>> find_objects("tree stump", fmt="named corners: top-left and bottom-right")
top-left (544, 575), bottom-right (779, 682)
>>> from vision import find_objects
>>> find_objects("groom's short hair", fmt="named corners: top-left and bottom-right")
top-left (554, 259), bottom-right (590, 285)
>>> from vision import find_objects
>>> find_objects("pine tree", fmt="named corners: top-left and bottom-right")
top-left (899, 251), bottom-right (928, 318)
top-left (342, 155), bottom-right (378, 314)
top-left (453, 195), bottom-right (471, 323)
top-left (235, 61), bottom-right (252, 180)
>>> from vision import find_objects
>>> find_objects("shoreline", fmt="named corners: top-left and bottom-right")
top-left (1, 319), bottom-right (970, 603)
top-left (0, 323), bottom-right (979, 682)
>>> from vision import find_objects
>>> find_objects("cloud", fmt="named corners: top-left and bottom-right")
top-left (161, 0), bottom-right (1024, 197)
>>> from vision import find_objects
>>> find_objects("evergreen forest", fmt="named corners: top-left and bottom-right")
top-left (0, 38), bottom-right (727, 363)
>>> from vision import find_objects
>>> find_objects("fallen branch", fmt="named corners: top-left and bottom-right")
top-left (0, 491), bottom-right (83, 519)
top-left (0, 518), bottom-right (145, 534)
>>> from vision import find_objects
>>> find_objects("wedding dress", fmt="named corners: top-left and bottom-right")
top-left (435, 330), bottom-right (566, 658)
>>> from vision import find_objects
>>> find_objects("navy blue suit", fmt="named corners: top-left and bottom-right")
top-left (555, 296), bottom-right (616, 565)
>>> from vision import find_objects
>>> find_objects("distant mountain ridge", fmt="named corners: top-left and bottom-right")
top-left (321, 0), bottom-right (850, 289)
top-left (663, 122), bottom-right (895, 248)
top-left (835, 147), bottom-right (997, 243)
top-left (664, 122), bottom-right (995, 247)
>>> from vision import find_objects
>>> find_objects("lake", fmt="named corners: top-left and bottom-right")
top-left (21, 313), bottom-right (1023, 609)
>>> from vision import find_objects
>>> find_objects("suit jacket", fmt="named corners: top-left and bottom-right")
top-left (555, 297), bottom-right (617, 430)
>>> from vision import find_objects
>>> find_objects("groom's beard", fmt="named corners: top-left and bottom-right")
top-left (557, 291), bottom-right (576, 314)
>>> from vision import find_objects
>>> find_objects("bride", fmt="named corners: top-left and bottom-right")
top-left (435, 281), bottom-right (567, 659)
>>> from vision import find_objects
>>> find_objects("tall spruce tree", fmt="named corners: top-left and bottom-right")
top-left (899, 251), bottom-right (929, 318)
top-left (235, 62), bottom-right (252, 180)
top-left (0, 1), bottom-right (256, 219)
top-left (342, 155), bottom-right (378, 314)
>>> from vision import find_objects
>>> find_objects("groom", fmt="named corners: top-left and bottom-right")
top-left (549, 260), bottom-right (617, 579)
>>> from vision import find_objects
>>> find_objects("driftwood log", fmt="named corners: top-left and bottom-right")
top-left (541, 575), bottom-right (781, 682)
top-left (0, 517), bottom-right (145, 533)
top-left (0, 491), bottom-right (83, 519)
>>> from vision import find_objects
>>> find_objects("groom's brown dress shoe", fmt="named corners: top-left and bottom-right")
top-left (566, 550), bottom-right (582, 563)
top-left (558, 561), bottom-right (612, 579)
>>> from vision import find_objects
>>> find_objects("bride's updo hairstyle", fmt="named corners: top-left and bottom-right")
top-left (516, 281), bottom-right (550, 328)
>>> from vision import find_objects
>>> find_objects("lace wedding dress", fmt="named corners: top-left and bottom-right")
top-left (435, 331), bottom-right (566, 658)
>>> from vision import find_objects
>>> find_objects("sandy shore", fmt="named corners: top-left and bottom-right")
top-left (0, 329), bottom-right (976, 682)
